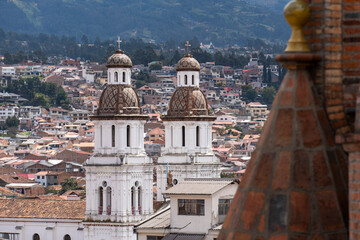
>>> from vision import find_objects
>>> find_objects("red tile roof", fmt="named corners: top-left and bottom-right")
top-left (0, 199), bottom-right (85, 219)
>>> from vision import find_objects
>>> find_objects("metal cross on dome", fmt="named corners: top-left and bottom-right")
top-left (117, 36), bottom-right (122, 50)
top-left (185, 41), bottom-right (191, 55)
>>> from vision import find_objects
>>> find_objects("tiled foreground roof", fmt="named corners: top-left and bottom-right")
top-left (0, 199), bottom-right (85, 219)
top-left (218, 53), bottom-right (348, 238)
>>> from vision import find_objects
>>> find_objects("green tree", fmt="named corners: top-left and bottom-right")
top-left (58, 178), bottom-right (83, 195)
top-left (170, 50), bottom-right (181, 65)
top-left (241, 85), bottom-right (257, 103)
top-left (149, 63), bottom-right (162, 71)
top-left (263, 66), bottom-right (267, 83)
top-left (267, 68), bottom-right (272, 83)
top-left (261, 86), bottom-right (276, 105)
top-left (5, 116), bottom-right (19, 129)
top-left (31, 93), bottom-right (50, 108)
top-left (220, 172), bottom-right (235, 178)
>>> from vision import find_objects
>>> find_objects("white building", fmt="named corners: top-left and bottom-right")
top-left (136, 179), bottom-right (238, 240)
top-left (1, 67), bottom-right (15, 76)
top-left (156, 53), bottom-right (221, 201)
top-left (0, 199), bottom-right (85, 240)
top-left (83, 46), bottom-right (154, 240)
top-left (0, 104), bottom-right (19, 119)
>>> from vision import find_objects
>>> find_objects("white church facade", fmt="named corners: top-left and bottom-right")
top-left (0, 44), bottom-right (221, 240)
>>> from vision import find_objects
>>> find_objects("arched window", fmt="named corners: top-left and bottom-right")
top-left (123, 72), bottom-right (126, 82)
top-left (33, 234), bottom-right (40, 240)
top-left (131, 186), bottom-right (135, 215)
top-left (182, 126), bottom-right (186, 147)
top-left (115, 72), bottom-right (118, 82)
top-left (184, 75), bottom-right (188, 85)
top-left (99, 187), bottom-right (103, 214)
top-left (192, 75), bottom-right (194, 85)
top-left (127, 125), bottom-right (130, 147)
top-left (107, 187), bottom-right (112, 215)
top-left (138, 186), bottom-right (142, 214)
top-left (64, 235), bottom-right (71, 240)
top-left (196, 126), bottom-right (200, 147)
top-left (112, 125), bottom-right (115, 147)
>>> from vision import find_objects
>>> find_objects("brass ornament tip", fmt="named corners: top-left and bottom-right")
top-left (284, 0), bottom-right (311, 52)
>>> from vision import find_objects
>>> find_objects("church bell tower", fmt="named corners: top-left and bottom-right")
top-left (156, 43), bottom-right (221, 200)
top-left (84, 39), bottom-right (153, 240)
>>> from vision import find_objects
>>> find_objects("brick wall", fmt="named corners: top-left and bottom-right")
top-left (303, 0), bottom-right (350, 135)
top-left (302, 0), bottom-right (360, 238)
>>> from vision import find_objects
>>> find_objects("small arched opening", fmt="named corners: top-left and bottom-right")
top-left (111, 125), bottom-right (115, 147)
top-left (131, 186), bottom-right (135, 215)
top-left (123, 72), bottom-right (126, 82)
top-left (182, 126), bottom-right (186, 147)
top-left (138, 186), bottom-right (142, 214)
top-left (127, 125), bottom-right (130, 147)
top-left (99, 187), bottom-right (103, 214)
top-left (33, 234), bottom-right (40, 240)
top-left (196, 126), bottom-right (200, 147)
top-left (114, 72), bottom-right (118, 82)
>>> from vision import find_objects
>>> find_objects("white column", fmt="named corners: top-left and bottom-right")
top-left (103, 123), bottom-right (111, 149)
top-left (207, 124), bottom-right (212, 149)
top-left (200, 124), bottom-right (206, 149)
top-left (92, 176), bottom-right (97, 215)
top-left (175, 123), bottom-right (182, 150)
top-left (139, 123), bottom-right (144, 150)
top-left (164, 124), bottom-right (171, 149)
top-left (187, 123), bottom-right (195, 151)
top-left (119, 124), bottom-right (126, 151)
top-left (134, 187), bottom-right (139, 215)
top-left (120, 176), bottom-right (126, 216)
top-left (103, 188), bottom-right (107, 216)
top-left (94, 122), bottom-right (100, 151)
top-left (131, 124), bottom-right (137, 152)
top-left (127, 181), bottom-right (132, 216)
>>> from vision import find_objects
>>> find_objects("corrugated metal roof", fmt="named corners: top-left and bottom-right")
top-left (164, 179), bottom-right (236, 195)
top-left (162, 234), bottom-right (205, 240)
top-left (136, 206), bottom-right (170, 229)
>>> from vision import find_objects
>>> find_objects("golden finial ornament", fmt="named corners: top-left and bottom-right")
top-left (284, 0), bottom-right (310, 52)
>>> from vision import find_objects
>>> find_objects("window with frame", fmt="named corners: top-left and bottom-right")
top-left (218, 199), bottom-right (232, 223)
top-left (178, 199), bottom-right (205, 215)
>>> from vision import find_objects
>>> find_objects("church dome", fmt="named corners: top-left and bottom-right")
top-left (97, 84), bottom-right (141, 115)
top-left (176, 54), bottom-right (201, 72)
top-left (106, 50), bottom-right (132, 68)
top-left (166, 87), bottom-right (212, 117)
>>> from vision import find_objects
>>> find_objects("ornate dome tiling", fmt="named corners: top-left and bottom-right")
top-left (176, 54), bottom-right (201, 71)
top-left (106, 50), bottom-right (132, 68)
top-left (97, 84), bottom-right (141, 115)
top-left (167, 87), bottom-right (212, 117)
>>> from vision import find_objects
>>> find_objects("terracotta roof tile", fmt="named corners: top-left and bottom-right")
top-left (0, 199), bottom-right (85, 219)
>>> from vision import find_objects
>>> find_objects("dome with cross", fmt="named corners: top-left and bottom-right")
top-left (106, 37), bottom-right (132, 68)
top-left (176, 54), bottom-right (201, 72)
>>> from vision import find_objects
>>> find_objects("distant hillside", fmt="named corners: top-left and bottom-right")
top-left (247, 0), bottom-right (290, 13)
top-left (0, 0), bottom-right (290, 45)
